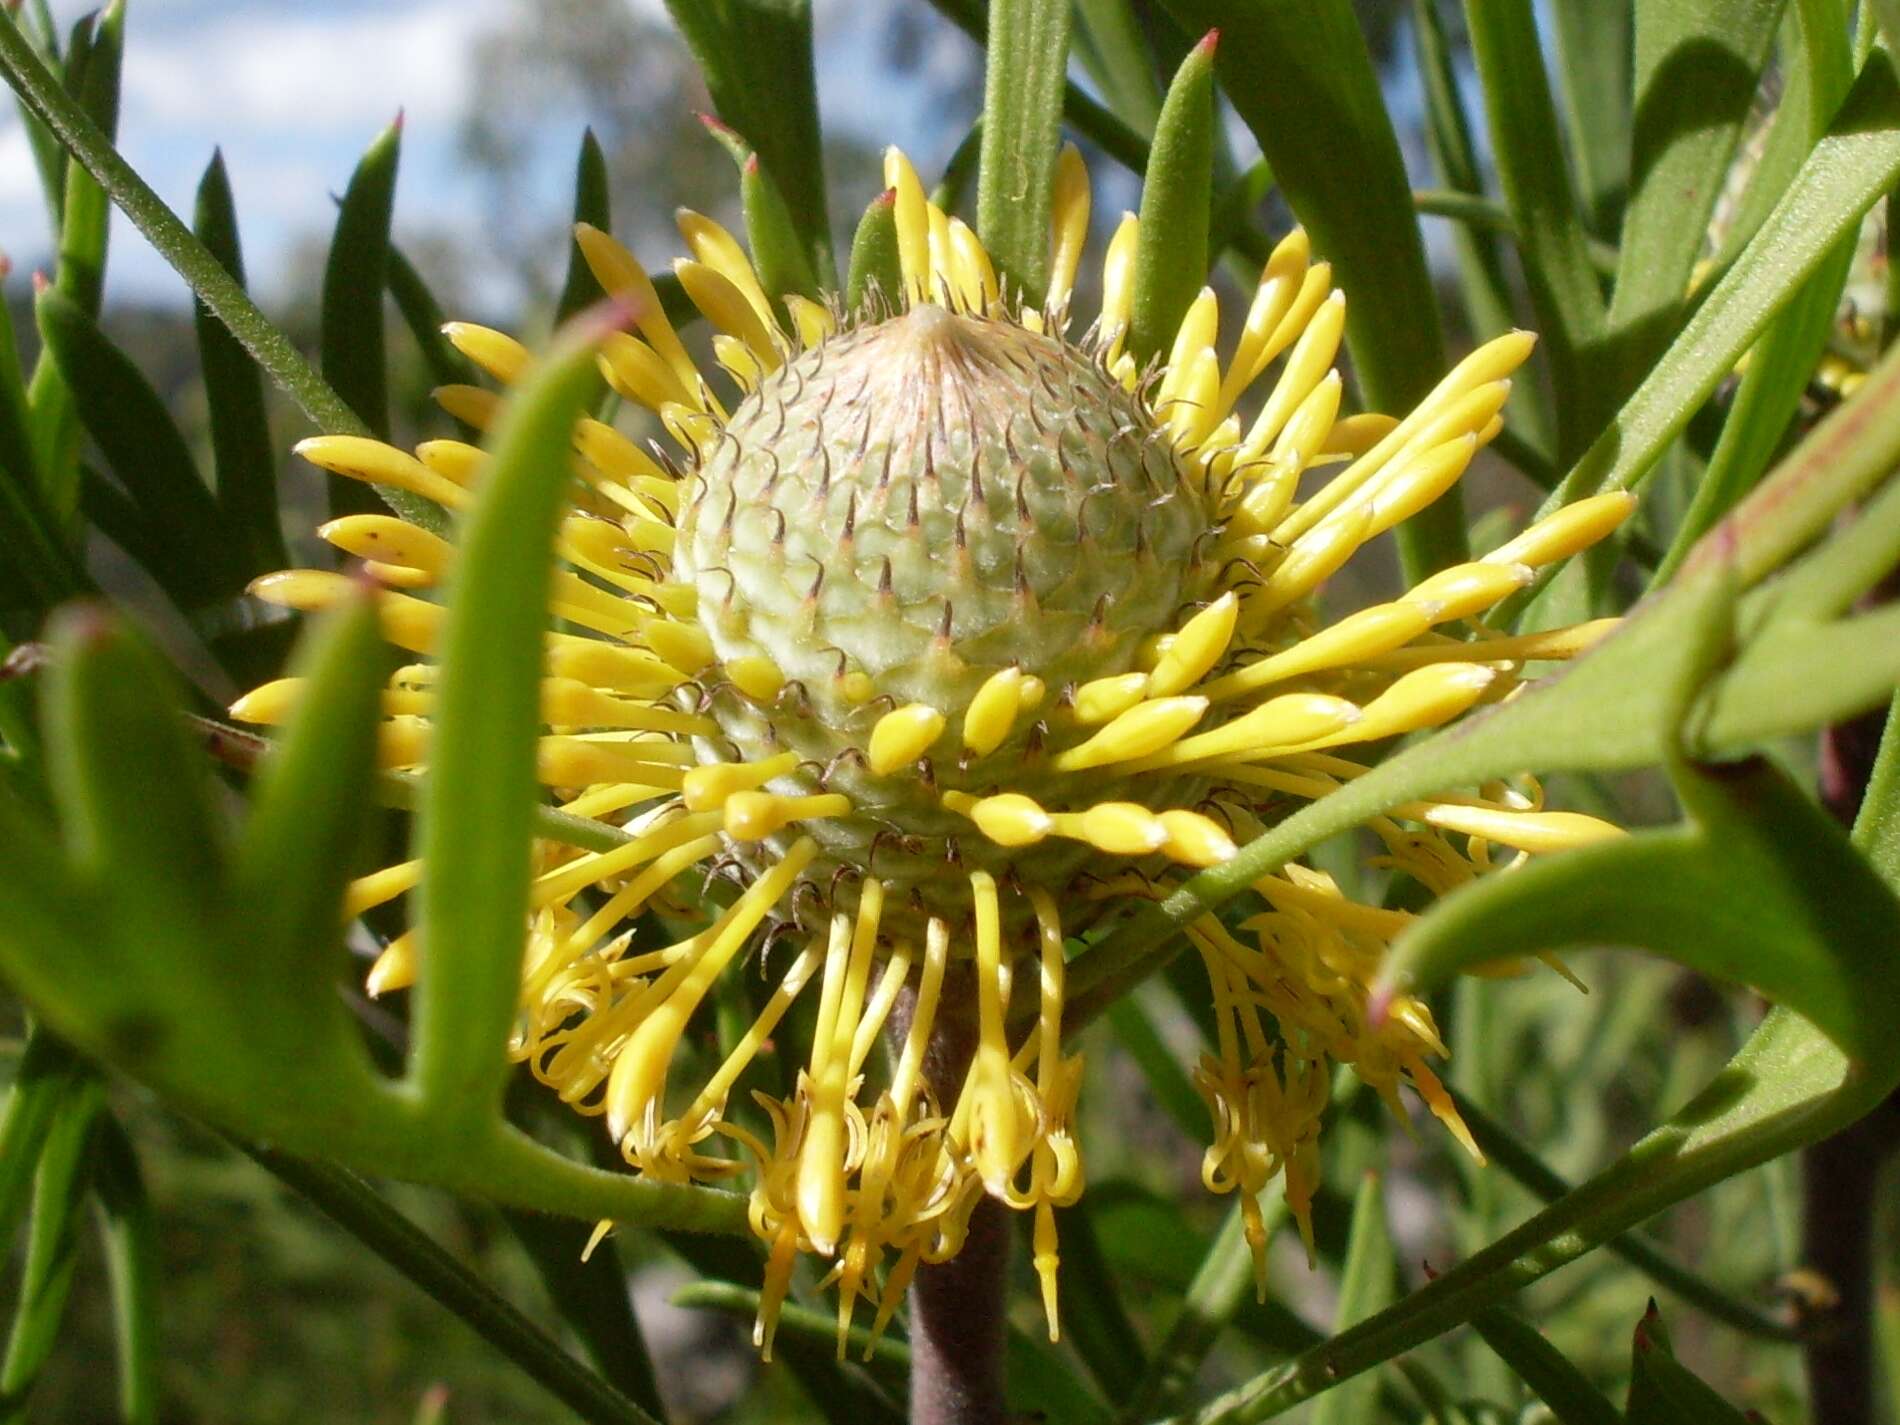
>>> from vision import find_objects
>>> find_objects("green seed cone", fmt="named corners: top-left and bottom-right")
top-left (676, 304), bottom-right (1216, 931)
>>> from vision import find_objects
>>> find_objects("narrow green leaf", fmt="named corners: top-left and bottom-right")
top-left (0, 1031), bottom-right (87, 1262)
top-left (1604, 0), bottom-right (1788, 395)
top-left (1499, 50), bottom-right (1900, 622)
top-left (385, 244), bottom-right (478, 391)
top-left (194, 149), bottom-right (287, 572)
top-left (91, 1114), bottom-right (160, 1425)
top-left (1413, 0), bottom-right (1555, 456)
top-left (1472, 1306), bottom-right (1625, 1425)
top-left (1057, 1203), bottom-right (1149, 1400)
top-left (0, 17), bottom-right (446, 535)
top-left (23, 0), bottom-right (121, 520)
top-left (1129, 31), bottom-right (1217, 366)
top-left (502, 1211), bottom-right (666, 1421)
top-left (701, 114), bottom-right (821, 308)
top-left (929, 117), bottom-right (985, 216)
top-left (846, 189), bottom-right (902, 316)
top-left (322, 116), bottom-right (402, 517)
top-left (43, 606), bottom-right (225, 898)
top-left (412, 318), bottom-right (611, 1120)
top-left (35, 284), bottom-right (239, 610)
top-left (555, 128), bottom-right (613, 326)
top-left (1123, 1195), bottom-right (1286, 1422)
top-left (1855, 692), bottom-right (1900, 888)
top-left (0, 257), bottom-right (42, 503)
top-left (1107, 993), bottom-right (1210, 1142)
top-left (1449, 1087), bottom-right (1800, 1339)
top-left (1074, 0), bottom-right (1165, 134)
top-left (1625, 1303), bottom-right (1753, 1423)
top-left (1464, 0), bottom-right (1607, 458)
top-left (976, 0), bottom-right (1071, 300)
top-left (22, 0), bottom-right (119, 516)
top-left (7, 3), bottom-right (67, 234)
top-left (1156, 0), bottom-right (1462, 577)
top-left (1548, 0), bottom-right (1632, 235)
top-left (664, 0), bottom-right (835, 285)
top-left (0, 1068), bottom-right (101, 1414)
top-left (1310, 1174), bottom-right (1395, 1425)
top-left (1652, 241), bottom-right (1854, 584)
top-left (231, 592), bottom-right (386, 1075)
top-left (669, 1279), bottom-right (907, 1381)
top-left (247, 1147), bottom-right (662, 1425)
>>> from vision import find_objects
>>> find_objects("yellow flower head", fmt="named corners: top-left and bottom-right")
top-left (233, 144), bottom-right (1628, 1359)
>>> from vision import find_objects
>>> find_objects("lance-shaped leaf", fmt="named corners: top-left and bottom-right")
top-left (24, 0), bottom-right (120, 520)
top-left (194, 149), bottom-right (286, 572)
top-left (1604, 0), bottom-right (1789, 395)
top-left (322, 116), bottom-right (401, 515)
top-left (664, 0), bottom-right (834, 284)
top-left (1471, 1305), bottom-right (1624, 1425)
top-left (1129, 31), bottom-right (1217, 367)
top-left (701, 115), bottom-right (821, 311)
top-left (1156, 0), bottom-right (1460, 577)
top-left (1311, 1175), bottom-right (1396, 1425)
top-left (229, 591), bottom-right (388, 1080)
top-left (91, 1113), bottom-right (161, 1425)
top-left (1464, 0), bottom-right (1606, 457)
top-left (977, 0), bottom-right (1072, 300)
top-left (410, 314), bottom-right (616, 1122)
top-left (1625, 1302), bottom-right (1753, 1423)
top-left (0, 1031), bottom-right (89, 1263)
top-left (845, 188), bottom-right (901, 316)
top-left (36, 284), bottom-right (239, 612)
top-left (555, 128), bottom-right (613, 326)
top-left (0, 1068), bottom-right (101, 1415)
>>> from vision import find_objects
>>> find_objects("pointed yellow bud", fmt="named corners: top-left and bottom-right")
top-left (964, 667), bottom-right (1025, 756)
top-left (441, 321), bottom-right (530, 384)
top-left (1403, 559), bottom-right (1532, 622)
top-left (644, 619), bottom-right (716, 674)
top-left (1147, 594), bottom-right (1238, 696)
top-left (1159, 810), bottom-right (1238, 867)
top-left (1485, 492), bottom-right (1636, 568)
top-left (365, 931), bottom-right (418, 997)
top-left (433, 383), bottom-right (500, 430)
top-left (1420, 805), bottom-right (1623, 854)
top-left (1076, 802), bottom-right (1167, 855)
top-left (868, 703), bottom-right (946, 774)
top-left (1072, 671), bottom-right (1149, 724)
top-left (968, 793), bottom-right (1054, 847)
top-left (228, 678), bottom-right (302, 725)
top-left (681, 752), bottom-right (799, 812)
top-left (1055, 696), bottom-right (1208, 771)
top-left (723, 791), bottom-right (850, 841)
top-left (1326, 663), bottom-right (1496, 745)
top-left (725, 655), bottom-right (785, 701)
top-left (295, 435), bottom-right (469, 510)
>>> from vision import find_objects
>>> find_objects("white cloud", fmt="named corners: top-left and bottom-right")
top-left (122, 0), bottom-right (510, 134)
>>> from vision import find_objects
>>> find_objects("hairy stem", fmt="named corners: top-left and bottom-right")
top-left (1806, 694), bottom-right (1900, 1425)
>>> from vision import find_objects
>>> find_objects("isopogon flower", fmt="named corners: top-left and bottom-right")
top-left (231, 145), bottom-right (1628, 1358)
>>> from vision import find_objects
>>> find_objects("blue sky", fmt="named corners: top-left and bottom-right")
top-left (1, 2), bottom-right (1452, 318)
top-left (0, 0), bottom-right (996, 309)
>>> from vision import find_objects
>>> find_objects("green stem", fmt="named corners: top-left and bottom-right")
top-left (244, 1145), bottom-right (661, 1425)
top-left (1449, 1086), bottom-right (1802, 1340)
